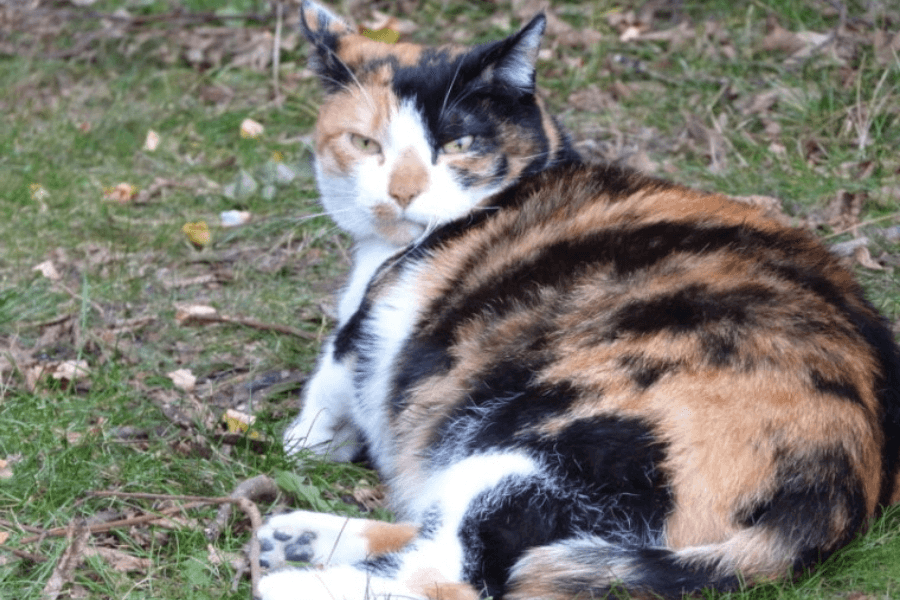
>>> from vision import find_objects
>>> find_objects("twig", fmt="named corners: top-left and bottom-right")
top-left (218, 314), bottom-right (318, 340)
top-left (17, 7), bottom-right (277, 26)
top-left (42, 522), bottom-right (90, 600)
top-left (272, 1), bottom-right (284, 105)
top-left (0, 517), bottom-right (47, 534)
top-left (177, 305), bottom-right (318, 340)
top-left (206, 475), bottom-right (278, 542)
top-left (89, 487), bottom-right (274, 597)
top-left (17, 501), bottom-right (210, 544)
top-left (0, 544), bottom-right (48, 563)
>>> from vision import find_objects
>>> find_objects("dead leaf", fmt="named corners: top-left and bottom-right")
top-left (43, 522), bottom-right (91, 600)
top-left (30, 183), bottom-right (50, 202)
top-left (351, 483), bottom-right (386, 512)
top-left (853, 246), bottom-right (884, 270)
top-left (83, 547), bottom-right (151, 572)
top-left (220, 210), bottom-right (251, 228)
top-left (362, 11), bottom-right (418, 35)
top-left (761, 19), bottom-right (808, 54)
top-left (0, 531), bottom-right (8, 544)
top-left (33, 259), bottom-right (61, 281)
top-left (175, 304), bottom-right (219, 326)
top-left (167, 368), bottom-right (196, 392)
top-left (182, 221), bottom-right (211, 247)
top-left (52, 360), bottom-right (91, 382)
top-left (239, 118), bottom-right (264, 139)
top-left (874, 29), bottom-right (900, 66)
top-left (0, 455), bottom-right (19, 480)
top-left (143, 129), bottom-right (160, 151)
top-left (360, 27), bottom-right (400, 44)
top-left (222, 408), bottom-right (255, 433)
top-left (102, 183), bottom-right (137, 203)
top-left (206, 544), bottom-right (246, 570)
top-left (568, 84), bottom-right (615, 113)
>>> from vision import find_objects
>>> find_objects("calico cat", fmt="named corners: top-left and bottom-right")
top-left (256, 2), bottom-right (900, 599)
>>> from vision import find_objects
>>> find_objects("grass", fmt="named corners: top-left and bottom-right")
top-left (1, 0), bottom-right (899, 599)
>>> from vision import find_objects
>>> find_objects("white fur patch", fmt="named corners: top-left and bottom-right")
top-left (350, 258), bottom-right (427, 477)
top-left (282, 341), bottom-right (361, 462)
top-left (258, 565), bottom-right (426, 600)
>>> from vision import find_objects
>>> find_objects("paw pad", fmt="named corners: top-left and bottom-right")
top-left (258, 526), bottom-right (318, 569)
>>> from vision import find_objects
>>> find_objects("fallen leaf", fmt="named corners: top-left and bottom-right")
top-left (52, 360), bottom-right (91, 382)
top-left (362, 11), bottom-right (417, 35)
top-left (220, 210), bottom-right (251, 228)
top-left (874, 29), bottom-right (900, 66)
top-left (0, 454), bottom-right (18, 480)
top-left (182, 221), bottom-right (211, 247)
top-left (175, 304), bottom-right (219, 326)
top-left (761, 19), bottom-right (807, 54)
top-left (853, 246), bottom-right (884, 270)
top-left (103, 183), bottom-right (137, 203)
top-left (167, 368), bottom-right (196, 392)
top-left (143, 129), bottom-right (160, 151)
top-left (222, 408), bottom-right (255, 433)
top-left (30, 183), bottom-right (50, 201)
top-left (83, 547), bottom-right (151, 572)
top-left (25, 364), bottom-right (48, 392)
top-left (360, 27), bottom-right (400, 44)
top-left (43, 522), bottom-right (90, 600)
top-left (568, 84), bottom-right (615, 113)
top-left (239, 118), bottom-right (264, 139)
top-left (33, 259), bottom-right (61, 281)
top-left (0, 531), bottom-right (8, 544)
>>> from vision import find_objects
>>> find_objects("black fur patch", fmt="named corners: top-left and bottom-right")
top-left (527, 416), bottom-right (672, 544)
top-left (809, 370), bottom-right (865, 407)
top-left (389, 335), bottom-right (454, 416)
top-left (428, 360), bottom-right (578, 463)
top-left (737, 447), bottom-right (865, 568)
top-left (459, 476), bottom-right (576, 599)
top-left (619, 354), bottom-right (680, 389)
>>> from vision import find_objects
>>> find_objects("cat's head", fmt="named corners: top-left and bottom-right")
top-left (300, 0), bottom-right (575, 247)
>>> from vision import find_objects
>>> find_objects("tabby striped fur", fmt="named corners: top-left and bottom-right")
top-left (258, 4), bottom-right (900, 599)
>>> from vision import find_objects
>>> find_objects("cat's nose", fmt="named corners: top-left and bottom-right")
top-left (388, 148), bottom-right (429, 208)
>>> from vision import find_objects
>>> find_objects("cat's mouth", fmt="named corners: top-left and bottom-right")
top-left (372, 204), bottom-right (426, 245)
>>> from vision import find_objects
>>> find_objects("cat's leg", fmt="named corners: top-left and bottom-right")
top-left (257, 510), bottom-right (418, 569)
top-left (258, 565), bottom-right (477, 600)
top-left (257, 511), bottom-right (478, 600)
top-left (282, 341), bottom-right (361, 462)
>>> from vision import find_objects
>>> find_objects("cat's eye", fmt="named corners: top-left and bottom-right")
top-left (350, 133), bottom-right (382, 155)
top-left (441, 135), bottom-right (474, 154)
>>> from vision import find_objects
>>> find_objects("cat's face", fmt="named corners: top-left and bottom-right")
top-left (301, 1), bottom-right (570, 247)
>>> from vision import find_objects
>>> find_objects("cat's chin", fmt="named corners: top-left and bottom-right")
top-left (374, 218), bottom-right (427, 246)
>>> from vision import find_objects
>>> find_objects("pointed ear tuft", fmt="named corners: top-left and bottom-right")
top-left (299, 1), bottom-right (355, 93)
top-left (299, 0), bottom-right (354, 40)
top-left (491, 13), bottom-right (546, 93)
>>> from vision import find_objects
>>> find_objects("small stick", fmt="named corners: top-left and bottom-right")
top-left (0, 544), bottom-right (48, 562)
top-left (17, 501), bottom-right (210, 544)
top-left (90, 486), bottom-right (273, 596)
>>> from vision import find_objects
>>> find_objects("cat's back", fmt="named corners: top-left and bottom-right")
top-left (374, 162), bottom-right (900, 541)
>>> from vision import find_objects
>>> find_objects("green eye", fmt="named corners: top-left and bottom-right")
top-left (350, 133), bottom-right (381, 155)
top-left (441, 135), bottom-right (474, 154)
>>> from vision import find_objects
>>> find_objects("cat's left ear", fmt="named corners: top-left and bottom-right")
top-left (299, 1), bottom-right (356, 92)
top-left (484, 14), bottom-right (546, 94)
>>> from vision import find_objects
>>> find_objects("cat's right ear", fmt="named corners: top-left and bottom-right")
top-left (299, 1), bottom-right (356, 93)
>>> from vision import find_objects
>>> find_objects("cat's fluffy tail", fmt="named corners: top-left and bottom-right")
top-left (503, 530), bottom-right (801, 600)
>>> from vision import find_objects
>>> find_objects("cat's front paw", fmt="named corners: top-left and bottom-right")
top-left (257, 510), bottom-right (369, 570)
top-left (257, 520), bottom-right (317, 570)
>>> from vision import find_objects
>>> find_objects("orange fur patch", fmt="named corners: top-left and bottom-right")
top-left (361, 521), bottom-right (419, 556)
top-left (406, 567), bottom-right (480, 600)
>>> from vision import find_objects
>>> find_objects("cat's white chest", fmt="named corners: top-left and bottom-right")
top-left (350, 257), bottom-right (427, 477)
